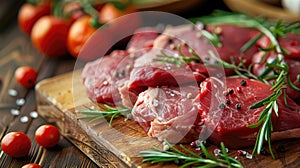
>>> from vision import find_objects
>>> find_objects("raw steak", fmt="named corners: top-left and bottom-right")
top-left (81, 50), bottom-right (142, 106)
top-left (195, 77), bottom-right (300, 148)
top-left (131, 85), bottom-right (202, 143)
top-left (128, 62), bottom-right (206, 95)
top-left (126, 27), bottom-right (159, 52)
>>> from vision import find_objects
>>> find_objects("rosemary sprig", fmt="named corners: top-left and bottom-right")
top-left (200, 30), bottom-right (222, 47)
top-left (77, 104), bottom-right (131, 126)
top-left (154, 44), bottom-right (202, 67)
top-left (191, 11), bottom-right (300, 159)
top-left (140, 140), bottom-right (243, 168)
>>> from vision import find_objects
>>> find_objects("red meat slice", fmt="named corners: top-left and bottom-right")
top-left (81, 50), bottom-right (143, 106)
top-left (128, 62), bottom-right (206, 95)
top-left (132, 85), bottom-right (202, 143)
top-left (195, 77), bottom-right (300, 148)
top-left (126, 27), bottom-right (159, 52)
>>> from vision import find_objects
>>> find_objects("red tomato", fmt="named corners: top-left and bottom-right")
top-left (15, 66), bottom-right (38, 88)
top-left (31, 16), bottom-right (70, 57)
top-left (1, 132), bottom-right (31, 158)
top-left (35, 124), bottom-right (60, 148)
top-left (22, 163), bottom-right (42, 168)
top-left (67, 16), bottom-right (96, 57)
top-left (99, 3), bottom-right (136, 23)
top-left (18, 2), bottom-right (51, 35)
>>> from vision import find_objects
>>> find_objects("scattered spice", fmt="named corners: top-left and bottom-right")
top-left (8, 89), bottom-right (18, 97)
top-left (30, 111), bottom-right (39, 119)
top-left (237, 150), bottom-right (247, 156)
top-left (187, 92), bottom-right (193, 99)
top-left (190, 139), bottom-right (201, 148)
top-left (214, 26), bottom-right (222, 35)
top-left (213, 148), bottom-right (221, 156)
top-left (10, 109), bottom-right (20, 116)
top-left (235, 104), bottom-right (241, 109)
top-left (16, 98), bottom-right (25, 106)
top-left (219, 103), bottom-right (225, 109)
top-left (20, 116), bottom-right (29, 123)
top-left (226, 99), bottom-right (231, 105)
top-left (240, 80), bottom-right (247, 86)
top-left (246, 152), bottom-right (253, 159)
top-left (228, 88), bottom-right (234, 94)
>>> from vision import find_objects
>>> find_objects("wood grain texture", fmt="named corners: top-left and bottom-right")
top-left (35, 70), bottom-right (300, 168)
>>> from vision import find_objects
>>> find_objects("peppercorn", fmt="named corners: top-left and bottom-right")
top-left (226, 99), bottom-right (231, 105)
top-left (240, 80), bottom-right (247, 86)
top-left (235, 104), bottom-right (241, 109)
top-left (219, 103), bottom-right (225, 109)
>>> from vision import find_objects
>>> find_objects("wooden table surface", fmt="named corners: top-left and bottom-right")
top-left (0, 1), bottom-right (230, 167)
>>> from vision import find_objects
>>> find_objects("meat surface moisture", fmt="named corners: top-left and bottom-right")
top-left (82, 22), bottom-right (300, 148)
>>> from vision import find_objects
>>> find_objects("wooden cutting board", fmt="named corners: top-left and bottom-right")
top-left (35, 70), bottom-right (300, 168)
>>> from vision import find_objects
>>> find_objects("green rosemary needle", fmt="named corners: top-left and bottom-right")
top-left (140, 140), bottom-right (243, 168)
top-left (77, 104), bottom-right (131, 126)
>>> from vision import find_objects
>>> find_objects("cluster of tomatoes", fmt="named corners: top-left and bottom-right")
top-left (1, 124), bottom-right (60, 168)
top-left (18, 0), bottom-right (137, 60)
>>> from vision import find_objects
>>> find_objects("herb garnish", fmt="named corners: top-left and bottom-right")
top-left (154, 44), bottom-right (202, 67)
top-left (140, 140), bottom-right (243, 168)
top-left (77, 104), bottom-right (131, 126)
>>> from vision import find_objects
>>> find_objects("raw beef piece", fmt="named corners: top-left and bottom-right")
top-left (128, 62), bottom-right (206, 95)
top-left (131, 85), bottom-right (202, 143)
top-left (81, 50), bottom-right (143, 106)
top-left (195, 77), bottom-right (300, 148)
top-left (126, 27), bottom-right (160, 52)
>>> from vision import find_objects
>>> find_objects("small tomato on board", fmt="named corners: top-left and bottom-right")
top-left (1, 132), bottom-right (31, 158)
top-left (18, 2), bottom-right (51, 35)
top-left (67, 16), bottom-right (97, 57)
top-left (35, 124), bottom-right (60, 148)
top-left (31, 16), bottom-right (70, 57)
top-left (22, 163), bottom-right (42, 168)
top-left (14, 66), bottom-right (38, 88)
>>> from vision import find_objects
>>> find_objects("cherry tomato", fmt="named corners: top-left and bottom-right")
top-left (67, 16), bottom-right (97, 57)
top-left (15, 66), bottom-right (38, 88)
top-left (31, 16), bottom-right (70, 57)
top-left (35, 124), bottom-right (60, 148)
top-left (22, 163), bottom-right (42, 168)
top-left (98, 3), bottom-right (136, 23)
top-left (1, 132), bottom-right (31, 158)
top-left (18, 2), bottom-right (51, 35)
